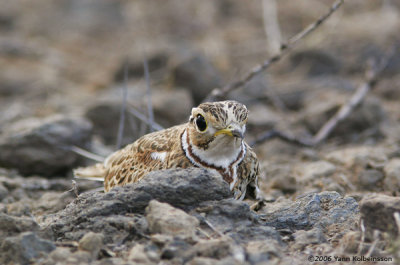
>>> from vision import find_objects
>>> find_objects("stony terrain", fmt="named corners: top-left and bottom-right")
top-left (1, 0), bottom-right (400, 264)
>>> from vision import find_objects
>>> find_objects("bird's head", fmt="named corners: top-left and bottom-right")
top-left (188, 100), bottom-right (248, 149)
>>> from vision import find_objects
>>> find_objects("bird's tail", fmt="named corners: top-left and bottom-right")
top-left (73, 163), bottom-right (107, 182)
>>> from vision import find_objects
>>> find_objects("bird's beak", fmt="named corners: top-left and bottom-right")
top-left (214, 127), bottom-right (244, 139)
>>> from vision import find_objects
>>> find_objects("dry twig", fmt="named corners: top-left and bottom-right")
top-left (252, 43), bottom-right (398, 147)
top-left (69, 145), bottom-right (105, 162)
top-left (116, 62), bottom-right (129, 150)
top-left (311, 46), bottom-right (395, 144)
top-left (128, 104), bottom-right (164, 131)
top-left (204, 0), bottom-right (344, 102)
top-left (143, 53), bottom-right (155, 132)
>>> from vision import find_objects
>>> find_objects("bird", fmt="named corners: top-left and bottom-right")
top-left (74, 100), bottom-right (260, 200)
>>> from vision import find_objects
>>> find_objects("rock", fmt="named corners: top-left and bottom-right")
top-left (0, 213), bottom-right (39, 237)
top-left (34, 192), bottom-right (75, 214)
top-left (78, 232), bottom-right (104, 259)
top-left (339, 231), bottom-right (361, 254)
top-left (161, 238), bottom-right (193, 261)
top-left (128, 243), bottom-right (159, 264)
top-left (294, 161), bottom-right (336, 183)
top-left (289, 49), bottom-right (341, 77)
top-left (0, 116), bottom-right (92, 176)
top-left (0, 232), bottom-right (55, 265)
top-left (0, 183), bottom-right (8, 201)
top-left (192, 237), bottom-right (241, 260)
top-left (360, 194), bottom-right (400, 238)
top-left (43, 249), bottom-right (92, 265)
top-left (146, 200), bottom-right (199, 237)
top-left (261, 191), bottom-right (359, 231)
top-left (266, 164), bottom-right (297, 193)
top-left (49, 168), bottom-right (231, 242)
top-left (291, 227), bottom-right (327, 250)
top-left (173, 53), bottom-right (222, 104)
top-left (245, 240), bottom-right (282, 264)
top-left (188, 257), bottom-right (219, 265)
top-left (194, 199), bottom-right (257, 233)
top-left (85, 101), bottom-right (139, 146)
top-left (6, 199), bottom-right (32, 216)
top-left (325, 146), bottom-right (387, 169)
top-left (152, 89), bottom-right (194, 127)
top-left (357, 169), bottom-right (384, 190)
top-left (383, 158), bottom-right (400, 192)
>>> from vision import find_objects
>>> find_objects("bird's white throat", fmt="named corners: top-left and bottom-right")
top-left (181, 128), bottom-right (245, 172)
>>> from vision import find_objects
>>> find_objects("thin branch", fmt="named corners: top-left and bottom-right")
top-left (252, 43), bottom-right (398, 147)
top-left (204, 0), bottom-right (344, 102)
top-left (250, 129), bottom-right (313, 147)
top-left (70, 145), bottom-right (105, 162)
top-left (143, 53), bottom-right (155, 132)
top-left (311, 45), bottom-right (396, 144)
top-left (116, 61), bottom-right (129, 150)
top-left (128, 104), bottom-right (164, 131)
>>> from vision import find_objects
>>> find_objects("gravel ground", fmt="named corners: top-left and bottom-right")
top-left (1, 1), bottom-right (400, 264)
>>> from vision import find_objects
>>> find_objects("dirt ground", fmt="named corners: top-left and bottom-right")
top-left (1, 1), bottom-right (400, 264)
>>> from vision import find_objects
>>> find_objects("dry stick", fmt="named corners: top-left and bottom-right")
top-left (252, 44), bottom-right (397, 147)
top-left (116, 61), bottom-right (129, 150)
top-left (311, 46), bottom-right (396, 145)
top-left (143, 54), bottom-right (155, 132)
top-left (128, 104), bottom-right (164, 131)
top-left (70, 145), bottom-right (105, 162)
top-left (250, 129), bottom-right (313, 147)
top-left (204, 0), bottom-right (344, 102)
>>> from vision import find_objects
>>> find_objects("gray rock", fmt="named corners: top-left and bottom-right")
top-left (291, 227), bottom-right (327, 250)
top-left (360, 194), bottom-right (400, 238)
top-left (49, 168), bottom-right (231, 242)
top-left (194, 199), bottom-right (282, 244)
top-left (325, 146), bottom-right (387, 169)
top-left (383, 158), bottom-right (400, 192)
top-left (173, 53), bottom-right (222, 104)
top-left (261, 191), bottom-right (359, 231)
top-left (0, 116), bottom-right (92, 176)
top-left (188, 257), bottom-right (219, 265)
top-left (0, 183), bottom-right (8, 201)
top-left (129, 243), bottom-right (159, 264)
top-left (146, 200), bottom-right (199, 237)
top-left (0, 213), bottom-right (39, 238)
top-left (245, 240), bottom-right (282, 264)
top-left (194, 199), bottom-right (257, 233)
top-left (294, 161), bottom-right (336, 183)
top-left (79, 232), bottom-right (104, 259)
top-left (357, 169), bottom-right (384, 190)
top-left (191, 237), bottom-right (242, 260)
top-left (34, 192), bottom-right (75, 214)
top-left (0, 232), bottom-right (55, 265)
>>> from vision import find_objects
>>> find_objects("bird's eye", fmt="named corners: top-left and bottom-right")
top-left (195, 114), bottom-right (207, 132)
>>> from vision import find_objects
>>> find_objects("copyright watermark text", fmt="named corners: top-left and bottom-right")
top-left (308, 255), bottom-right (393, 262)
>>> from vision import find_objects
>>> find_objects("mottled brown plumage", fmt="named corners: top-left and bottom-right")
top-left (75, 100), bottom-right (260, 200)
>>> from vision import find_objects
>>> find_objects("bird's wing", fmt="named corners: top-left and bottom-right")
top-left (235, 142), bottom-right (260, 200)
top-left (104, 124), bottom-right (186, 191)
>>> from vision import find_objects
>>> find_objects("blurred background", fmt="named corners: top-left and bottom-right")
top-left (0, 0), bottom-right (400, 197)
